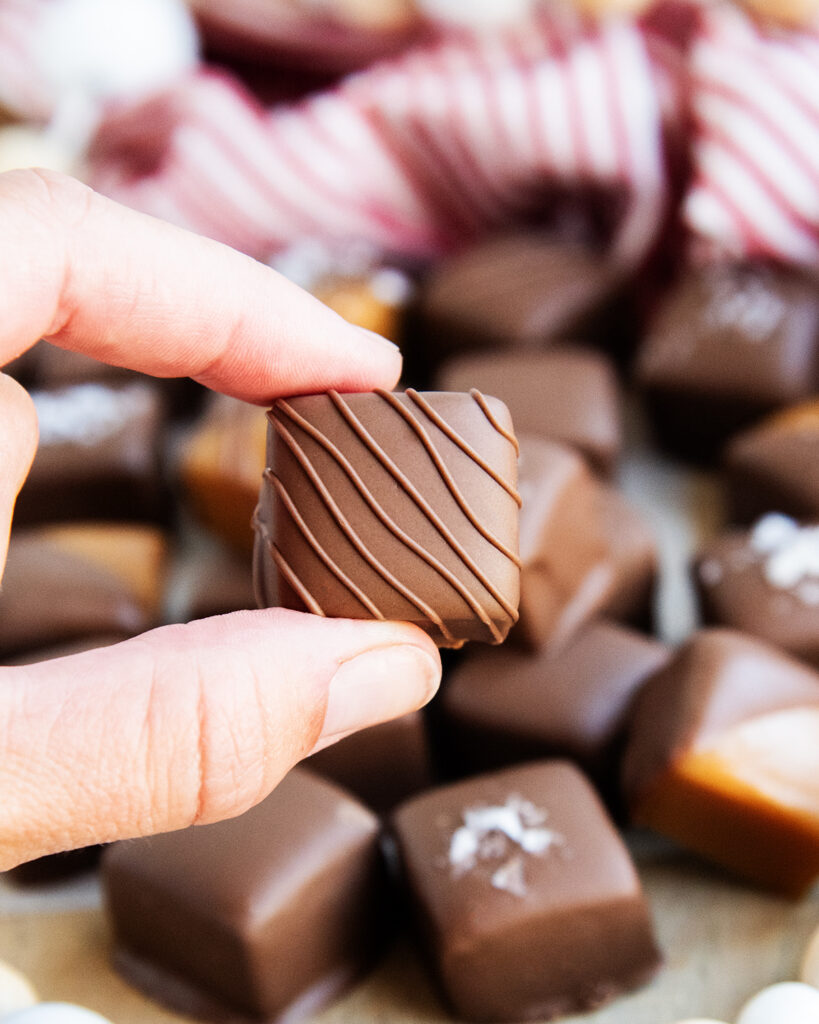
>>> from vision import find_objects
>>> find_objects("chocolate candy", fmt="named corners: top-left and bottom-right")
top-left (623, 629), bottom-right (819, 896)
top-left (306, 710), bottom-right (434, 813)
top-left (725, 401), bottom-right (819, 524)
top-left (441, 621), bottom-right (669, 797)
top-left (514, 436), bottom-right (655, 649)
top-left (104, 768), bottom-right (388, 1023)
top-left (391, 761), bottom-right (660, 1022)
top-left (254, 389), bottom-right (521, 648)
top-left (0, 524), bottom-right (167, 659)
top-left (14, 381), bottom-right (167, 526)
top-left (417, 234), bottom-right (620, 365)
top-left (637, 265), bottom-right (819, 461)
top-left (435, 347), bottom-right (622, 476)
top-left (695, 514), bottom-right (819, 668)
top-left (181, 394), bottom-right (267, 554)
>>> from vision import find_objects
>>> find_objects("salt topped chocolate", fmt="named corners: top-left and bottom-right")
top-left (725, 401), bottom-right (819, 524)
top-left (623, 629), bottom-right (819, 896)
top-left (15, 381), bottom-right (167, 526)
top-left (637, 265), bottom-right (819, 460)
top-left (435, 347), bottom-right (622, 476)
top-left (104, 768), bottom-right (389, 1023)
top-left (392, 761), bottom-right (660, 1022)
top-left (696, 514), bottom-right (819, 667)
top-left (254, 390), bottom-right (521, 648)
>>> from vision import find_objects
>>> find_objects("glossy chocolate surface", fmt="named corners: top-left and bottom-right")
top-left (441, 621), bottom-right (669, 792)
top-left (254, 390), bottom-right (521, 648)
top-left (104, 769), bottom-right (388, 1023)
top-left (392, 761), bottom-right (660, 1022)
top-left (637, 265), bottom-right (819, 460)
top-left (435, 347), bottom-right (622, 476)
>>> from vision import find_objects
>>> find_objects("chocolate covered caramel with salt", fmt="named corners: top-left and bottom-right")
top-left (254, 390), bottom-right (521, 648)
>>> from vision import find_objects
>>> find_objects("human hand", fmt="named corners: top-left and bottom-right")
top-left (0, 169), bottom-right (441, 871)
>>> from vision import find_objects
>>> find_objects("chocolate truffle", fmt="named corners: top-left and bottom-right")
top-left (306, 710), bottom-right (434, 814)
top-left (435, 347), bottom-right (622, 476)
top-left (695, 514), bottom-right (819, 668)
top-left (417, 234), bottom-right (620, 364)
top-left (0, 524), bottom-right (167, 659)
top-left (637, 265), bottom-right (819, 461)
top-left (181, 395), bottom-right (268, 554)
top-left (441, 621), bottom-right (670, 796)
top-left (254, 389), bottom-right (521, 648)
top-left (725, 401), bottom-right (819, 524)
top-left (14, 381), bottom-right (167, 526)
top-left (104, 768), bottom-right (389, 1023)
top-left (513, 436), bottom-right (655, 650)
top-left (392, 761), bottom-right (660, 1022)
top-left (623, 629), bottom-right (819, 896)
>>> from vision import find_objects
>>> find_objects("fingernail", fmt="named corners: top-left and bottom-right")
top-left (356, 325), bottom-right (400, 354)
top-left (320, 644), bottom-right (440, 742)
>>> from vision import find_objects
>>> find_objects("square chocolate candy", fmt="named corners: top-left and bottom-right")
top-left (637, 265), bottom-right (819, 461)
top-left (392, 761), bottom-right (660, 1022)
top-left (254, 390), bottom-right (521, 648)
top-left (435, 346), bottom-right (622, 477)
top-left (623, 629), bottom-right (819, 896)
top-left (104, 768), bottom-right (389, 1023)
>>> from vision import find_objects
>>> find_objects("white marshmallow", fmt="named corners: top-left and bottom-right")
top-left (0, 960), bottom-right (37, 1016)
top-left (736, 982), bottom-right (819, 1024)
top-left (2, 1006), bottom-right (112, 1024)
top-left (800, 922), bottom-right (819, 989)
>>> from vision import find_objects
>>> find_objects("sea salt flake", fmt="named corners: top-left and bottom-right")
top-left (491, 856), bottom-right (527, 897)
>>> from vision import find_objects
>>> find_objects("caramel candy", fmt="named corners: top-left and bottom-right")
top-left (15, 382), bottom-right (167, 526)
top-left (441, 621), bottom-right (669, 799)
top-left (623, 629), bottom-right (819, 896)
top-left (725, 401), bottom-right (819, 524)
top-left (180, 395), bottom-right (267, 554)
top-left (254, 390), bottom-right (521, 648)
top-left (392, 761), bottom-right (660, 1022)
top-left (513, 436), bottom-right (655, 649)
top-left (104, 769), bottom-right (389, 1023)
top-left (695, 514), bottom-right (819, 668)
top-left (0, 524), bottom-right (167, 659)
top-left (637, 265), bottom-right (819, 461)
top-left (436, 347), bottom-right (622, 477)
top-left (306, 710), bottom-right (434, 813)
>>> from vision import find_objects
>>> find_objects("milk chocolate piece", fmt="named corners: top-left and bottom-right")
top-left (513, 436), bottom-right (655, 649)
top-left (637, 265), bottom-right (819, 461)
top-left (418, 234), bottom-right (621, 364)
top-left (725, 401), bottom-right (819, 523)
top-left (104, 769), bottom-right (388, 1023)
top-left (435, 347), bottom-right (622, 476)
top-left (392, 761), bottom-right (660, 1022)
top-left (306, 711), bottom-right (434, 813)
top-left (441, 621), bottom-right (670, 797)
top-left (14, 382), bottom-right (167, 526)
top-left (623, 629), bottom-right (819, 895)
top-left (254, 390), bottom-right (521, 648)
top-left (0, 525), bottom-right (167, 658)
top-left (181, 395), bottom-right (268, 554)
top-left (695, 515), bottom-right (819, 668)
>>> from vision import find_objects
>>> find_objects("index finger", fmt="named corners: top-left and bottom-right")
top-left (0, 169), bottom-right (402, 403)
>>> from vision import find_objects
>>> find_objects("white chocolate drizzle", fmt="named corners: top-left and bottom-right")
top-left (447, 796), bottom-right (564, 897)
top-left (32, 383), bottom-right (149, 447)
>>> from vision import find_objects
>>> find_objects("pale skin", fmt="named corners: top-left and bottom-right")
top-left (0, 168), bottom-right (442, 871)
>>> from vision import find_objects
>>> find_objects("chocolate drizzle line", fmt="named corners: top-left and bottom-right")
top-left (273, 400), bottom-right (505, 643)
top-left (254, 512), bottom-right (325, 616)
top-left (269, 413), bottom-right (456, 645)
top-left (328, 391), bottom-right (520, 623)
top-left (470, 389), bottom-right (520, 456)
top-left (267, 471), bottom-right (384, 620)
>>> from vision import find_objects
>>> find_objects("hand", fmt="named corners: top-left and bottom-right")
top-left (0, 169), bottom-right (441, 871)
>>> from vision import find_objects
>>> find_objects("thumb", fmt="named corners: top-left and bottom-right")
top-left (0, 373), bottom-right (38, 577)
top-left (0, 609), bottom-right (440, 869)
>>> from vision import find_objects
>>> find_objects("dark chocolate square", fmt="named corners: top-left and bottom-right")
top-left (254, 390), bottom-right (521, 648)
top-left (392, 761), bottom-right (660, 1022)
top-left (104, 769), bottom-right (388, 1023)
